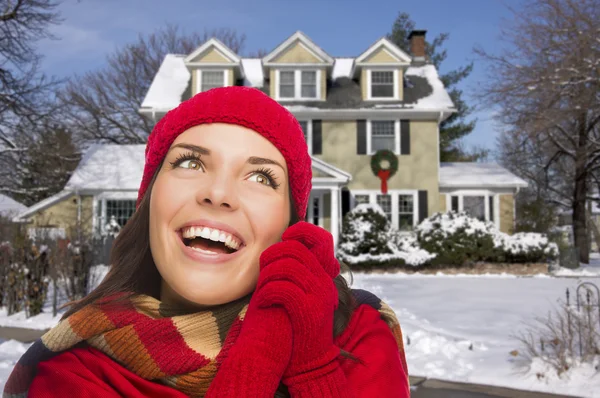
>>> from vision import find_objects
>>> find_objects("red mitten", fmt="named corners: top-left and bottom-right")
top-left (255, 222), bottom-right (349, 396)
top-left (205, 282), bottom-right (293, 397)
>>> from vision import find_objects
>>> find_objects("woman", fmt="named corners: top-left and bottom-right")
top-left (4, 87), bottom-right (410, 397)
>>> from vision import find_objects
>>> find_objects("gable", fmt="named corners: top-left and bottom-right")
top-left (363, 47), bottom-right (401, 64)
top-left (190, 47), bottom-right (232, 63)
top-left (271, 41), bottom-right (323, 64)
top-left (312, 166), bottom-right (331, 178)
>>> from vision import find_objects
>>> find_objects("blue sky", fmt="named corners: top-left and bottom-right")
top-left (38, 0), bottom-right (522, 154)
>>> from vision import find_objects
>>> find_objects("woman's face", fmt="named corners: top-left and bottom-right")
top-left (149, 123), bottom-right (291, 308)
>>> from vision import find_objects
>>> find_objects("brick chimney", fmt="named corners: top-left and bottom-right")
top-left (408, 30), bottom-right (427, 62)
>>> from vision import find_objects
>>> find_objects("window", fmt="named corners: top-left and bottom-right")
top-left (371, 121), bottom-right (395, 152)
top-left (377, 194), bottom-right (392, 223)
top-left (354, 194), bottom-right (370, 207)
top-left (299, 121), bottom-right (308, 141)
top-left (279, 71), bottom-right (295, 98)
top-left (370, 71), bottom-right (394, 98)
top-left (200, 71), bottom-right (225, 92)
top-left (106, 200), bottom-right (136, 227)
top-left (463, 196), bottom-right (486, 221)
top-left (398, 195), bottom-right (414, 231)
top-left (301, 71), bottom-right (317, 98)
top-left (277, 70), bottom-right (319, 99)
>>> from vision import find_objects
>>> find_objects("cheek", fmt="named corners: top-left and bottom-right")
top-left (245, 193), bottom-right (290, 247)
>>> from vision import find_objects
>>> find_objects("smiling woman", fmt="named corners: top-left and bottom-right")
top-left (5, 87), bottom-right (410, 398)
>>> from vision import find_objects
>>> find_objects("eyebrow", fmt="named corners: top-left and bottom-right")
top-left (169, 143), bottom-right (285, 171)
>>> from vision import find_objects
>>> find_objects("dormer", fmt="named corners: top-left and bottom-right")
top-left (263, 31), bottom-right (334, 102)
top-left (184, 38), bottom-right (243, 95)
top-left (353, 37), bottom-right (412, 102)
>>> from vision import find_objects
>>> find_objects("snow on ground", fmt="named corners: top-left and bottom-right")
top-left (0, 265), bottom-right (110, 330)
top-left (553, 252), bottom-right (600, 277)
top-left (351, 273), bottom-right (599, 398)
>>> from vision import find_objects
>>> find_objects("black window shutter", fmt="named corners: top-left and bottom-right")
top-left (418, 190), bottom-right (428, 222)
top-left (357, 120), bottom-right (367, 155)
top-left (451, 196), bottom-right (459, 212)
top-left (341, 188), bottom-right (351, 218)
top-left (400, 120), bottom-right (411, 155)
top-left (312, 120), bottom-right (322, 155)
top-left (489, 196), bottom-right (494, 222)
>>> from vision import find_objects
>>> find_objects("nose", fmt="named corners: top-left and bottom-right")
top-left (195, 173), bottom-right (239, 211)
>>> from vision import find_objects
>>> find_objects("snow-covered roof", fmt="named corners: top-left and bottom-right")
top-left (332, 58), bottom-right (354, 79)
top-left (404, 65), bottom-right (454, 110)
top-left (140, 54), bottom-right (190, 110)
top-left (0, 194), bottom-right (26, 217)
top-left (65, 144), bottom-right (145, 191)
top-left (241, 58), bottom-right (263, 87)
top-left (439, 163), bottom-right (528, 189)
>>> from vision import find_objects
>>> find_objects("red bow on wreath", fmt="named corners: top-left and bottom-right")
top-left (377, 169), bottom-right (391, 194)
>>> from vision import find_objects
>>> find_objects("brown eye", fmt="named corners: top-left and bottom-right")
top-left (178, 159), bottom-right (203, 171)
top-left (248, 173), bottom-right (271, 186)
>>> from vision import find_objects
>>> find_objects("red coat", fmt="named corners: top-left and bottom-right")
top-left (28, 304), bottom-right (410, 397)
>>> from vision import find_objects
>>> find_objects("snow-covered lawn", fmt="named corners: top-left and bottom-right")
top-left (553, 252), bottom-right (600, 277)
top-left (352, 272), bottom-right (599, 398)
top-left (0, 265), bottom-right (598, 396)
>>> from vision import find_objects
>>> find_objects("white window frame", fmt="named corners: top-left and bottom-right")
top-left (297, 120), bottom-right (313, 155)
top-left (351, 190), bottom-right (419, 230)
top-left (93, 192), bottom-right (138, 236)
top-left (275, 69), bottom-right (321, 101)
top-left (446, 190), bottom-right (500, 229)
top-left (307, 192), bottom-right (324, 227)
top-left (196, 69), bottom-right (228, 93)
top-left (367, 68), bottom-right (399, 100)
top-left (366, 119), bottom-right (401, 155)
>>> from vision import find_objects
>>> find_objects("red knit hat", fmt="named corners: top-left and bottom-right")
top-left (137, 86), bottom-right (312, 219)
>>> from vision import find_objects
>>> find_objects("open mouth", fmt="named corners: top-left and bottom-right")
top-left (179, 226), bottom-right (244, 255)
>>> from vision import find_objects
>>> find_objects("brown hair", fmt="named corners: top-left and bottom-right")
top-left (62, 169), bottom-right (357, 339)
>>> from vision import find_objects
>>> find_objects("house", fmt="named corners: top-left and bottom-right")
top-left (14, 30), bottom-right (527, 247)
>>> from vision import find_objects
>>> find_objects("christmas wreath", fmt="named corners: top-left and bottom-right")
top-left (370, 150), bottom-right (398, 194)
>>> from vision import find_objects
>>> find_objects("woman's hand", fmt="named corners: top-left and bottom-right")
top-left (255, 222), bottom-right (343, 390)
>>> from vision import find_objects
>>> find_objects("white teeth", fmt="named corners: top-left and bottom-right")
top-left (190, 246), bottom-right (218, 255)
top-left (200, 227), bottom-right (211, 239)
top-left (182, 226), bottom-right (242, 251)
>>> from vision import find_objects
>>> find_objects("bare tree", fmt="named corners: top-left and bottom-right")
top-left (475, 0), bottom-right (600, 263)
top-left (59, 25), bottom-right (247, 144)
top-left (0, 0), bottom-right (61, 154)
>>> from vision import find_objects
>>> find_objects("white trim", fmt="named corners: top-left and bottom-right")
top-left (445, 190), bottom-right (499, 224)
top-left (308, 192), bottom-right (324, 228)
top-left (275, 69), bottom-right (321, 101)
top-left (355, 37), bottom-right (412, 64)
top-left (196, 69), bottom-right (229, 93)
top-left (310, 156), bottom-right (352, 181)
top-left (299, 119), bottom-right (313, 155)
top-left (366, 119), bottom-right (400, 155)
top-left (366, 69), bottom-right (399, 101)
top-left (263, 31), bottom-right (334, 65)
top-left (351, 189), bottom-right (418, 230)
top-left (185, 38), bottom-right (241, 64)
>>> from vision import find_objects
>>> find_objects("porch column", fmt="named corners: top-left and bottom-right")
top-left (330, 186), bottom-right (339, 249)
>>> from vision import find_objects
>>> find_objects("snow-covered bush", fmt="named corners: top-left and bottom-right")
top-left (416, 212), bottom-right (500, 266)
top-left (416, 211), bottom-right (558, 266)
top-left (337, 204), bottom-right (435, 269)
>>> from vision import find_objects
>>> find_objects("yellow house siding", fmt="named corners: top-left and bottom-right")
top-left (398, 69), bottom-right (404, 101)
top-left (319, 120), bottom-right (440, 216)
top-left (363, 48), bottom-right (399, 63)
top-left (192, 48), bottom-right (231, 63)
top-left (323, 192), bottom-right (331, 231)
top-left (269, 69), bottom-right (276, 98)
top-left (500, 194), bottom-right (515, 234)
top-left (320, 67), bottom-right (327, 100)
top-left (439, 194), bottom-right (447, 212)
top-left (361, 69), bottom-right (368, 100)
top-left (227, 68), bottom-right (234, 86)
top-left (28, 195), bottom-right (94, 237)
top-left (272, 42), bottom-right (322, 63)
top-left (192, 70), bottom-right (197, 96)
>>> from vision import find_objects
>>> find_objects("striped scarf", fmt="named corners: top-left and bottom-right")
top-left (3, 289), bottom-right (407, 398)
